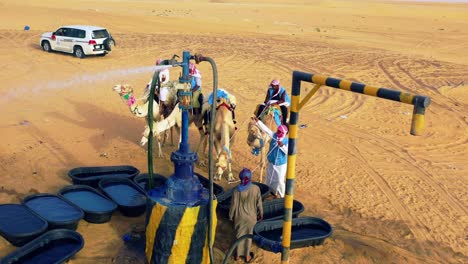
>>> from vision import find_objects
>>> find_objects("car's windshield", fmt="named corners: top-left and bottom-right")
top-left (92, 29), bottom-right (109, 39)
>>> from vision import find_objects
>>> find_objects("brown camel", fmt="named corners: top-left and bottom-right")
top-left (246, 104), bottom-right (282, 182)
top-left (210, 97), bottom-right (237, 182)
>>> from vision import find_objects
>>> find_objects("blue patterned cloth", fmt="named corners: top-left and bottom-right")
top-left (208, 89), bottom-right (230, 105)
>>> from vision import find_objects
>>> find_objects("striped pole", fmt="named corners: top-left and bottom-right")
top-left (280, 71), bottom-right (431, 263)
top-left (302, 72), bottom-right (431, 135)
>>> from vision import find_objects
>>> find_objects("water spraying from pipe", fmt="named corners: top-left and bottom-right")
top-left (0, 65), bottom-right (173, 105)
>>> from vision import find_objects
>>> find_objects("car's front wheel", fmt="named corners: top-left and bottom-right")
top-left (42, 41), bottom-right (51, 52)
top-left (73, 46), bottom-right (85, 59)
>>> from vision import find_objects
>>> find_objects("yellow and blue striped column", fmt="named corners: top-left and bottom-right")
top-left (146, 200), bottom-right (217, 264)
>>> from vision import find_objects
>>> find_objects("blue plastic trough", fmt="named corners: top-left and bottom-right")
top-left (216, 182), bottom-right (270, 218)
top-left (68, 165), bottom-right (140, 188)
top-left (0, 229), bottom-right (84, 264)
top-left (133, 173), bottom-right (168, 191)
top-left (262, 198), bottom-right (304, 221)
top-left (22, 194), bottom-right (84, 230)
top-left (253, 217), bottom-right (332, 252)
top-left (58, 185), bottom-right (118, 224)
top-left (0, 204), bottom-right (48, 247)
top-left (98, 178), bottom-right (147, 217)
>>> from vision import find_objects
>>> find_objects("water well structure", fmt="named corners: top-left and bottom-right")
top-left (144, 51), bottom-right (219, 264)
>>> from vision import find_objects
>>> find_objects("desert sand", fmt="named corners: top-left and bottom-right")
top-left (0, 0), bottom-right (467, 263)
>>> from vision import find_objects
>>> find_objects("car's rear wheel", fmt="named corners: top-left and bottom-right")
top-left (42, 41), bottom-right (51, 52)
top-left (73, 46), bottom-right (85, 59)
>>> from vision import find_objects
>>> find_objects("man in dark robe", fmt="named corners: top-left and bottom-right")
top-left (229, 168), bottom-right (263, 262)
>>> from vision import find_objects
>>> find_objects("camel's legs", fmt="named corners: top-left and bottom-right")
top-left (170, 127), bottom-right (174, 146)
top-left (141, 122), bottom-right (164, 158)
top-left (195, 127), bottom-right (207, 157)
top-left (227, 158), bottom-right (234, 182)
top-left (156, 138), bottom-right (163, 158)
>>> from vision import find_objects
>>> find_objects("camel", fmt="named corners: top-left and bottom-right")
top-left (210, 97), bottom-right (237, 182)
top-left (142, 101), bottom-right (204, 157)
top-left (247, 104), bottom-right (282, 182)
top-left (112, 83), bottom-right (177, 158)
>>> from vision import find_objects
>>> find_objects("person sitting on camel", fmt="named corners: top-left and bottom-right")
top-left (256, 79), bottom-right (291, 125)
top-left (189, 62), bottom-right (204, 115)
top-left (144, 58), bottom-right (171, 117)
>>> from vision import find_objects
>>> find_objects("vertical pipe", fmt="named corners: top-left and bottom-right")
top-left (190, 54), bottom-right (219, 264)
top-left (180, 109), bottom-right (189, 153)
top-left (204, 56), bottom-right (218, 264)
top-left (179, 51), bottom-right (191, 83)
top-left (147, 70), bottom-right (161, 190)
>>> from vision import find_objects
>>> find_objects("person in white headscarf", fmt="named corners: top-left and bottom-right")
top-left (252, 116), bottom-right (288, 198)
top-left (189, 62), bottom-right (204, 115)
top-left (144, 58), bottom-right (171, 117)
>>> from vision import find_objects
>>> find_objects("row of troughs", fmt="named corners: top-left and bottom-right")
top-left (0, 165), bottom-right (332, 263)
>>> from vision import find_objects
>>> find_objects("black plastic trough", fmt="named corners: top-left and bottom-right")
top-left (68, 165), bottom-right (140, 188)
top-left (262, 198), bottom-right (304, 221)
top-left (98, 178), bottom-right (147, 217)
top-left (22, 194), bottom-right (84, 230)
top-left (0, 229), bottom-right (84, 264)
top-left (253, 217), bottom-right (333, 253)
top-left (216, 182), bottom-right (270, 218)
top-left (133, 173), bottom-right (168, 191)
top-left (0, 204), bottom-right (48, 247)
top-left (58, 185), bottom-right (118, 224)
top-left (194, 173), bottom-right (225, 196)
top-left (134, 173), bottom-right (225, 197)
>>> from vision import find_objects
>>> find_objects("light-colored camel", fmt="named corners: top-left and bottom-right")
top-left (142, 102), bottom-right (204, 157)
top-left (247, 105), bottom-right (282, 182)
top-left (112, 83), bottom-right (175, 158)
top-left (210, 97), bottom-right (236, 182)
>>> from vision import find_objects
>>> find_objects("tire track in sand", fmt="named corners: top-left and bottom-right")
top-left (319, 122), bottom-right (466, 252)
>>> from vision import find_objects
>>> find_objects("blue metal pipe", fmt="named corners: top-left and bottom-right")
top-left (179, 51), bottom-right (191, 84)
top-left (180, 109), bottom-right (189, 153)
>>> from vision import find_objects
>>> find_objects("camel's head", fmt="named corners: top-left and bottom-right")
top-left (247, 121), bottom-right (264, 156)
top-left (113, 84), bottom-right (133, 96)
top-left (113, 84), bottom-right (140, 110)
top-left (215, 97), bottom-right (233, 111)
top-left (215, 149), bottom-right (230, 180)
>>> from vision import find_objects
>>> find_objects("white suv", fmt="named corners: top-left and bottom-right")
top-left (40, 25), bottom-right (115, 58)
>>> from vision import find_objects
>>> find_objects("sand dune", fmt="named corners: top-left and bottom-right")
top-left (0, 0), bottom-right (467, 263)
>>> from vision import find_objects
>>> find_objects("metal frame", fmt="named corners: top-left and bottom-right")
top-left (280, 70), bottom-right (431, 263)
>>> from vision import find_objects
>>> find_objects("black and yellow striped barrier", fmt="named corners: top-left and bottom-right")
top-left (280, 71), bottom-right (431, 263)
top-left (146, 200), bottom-right (217, 264)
